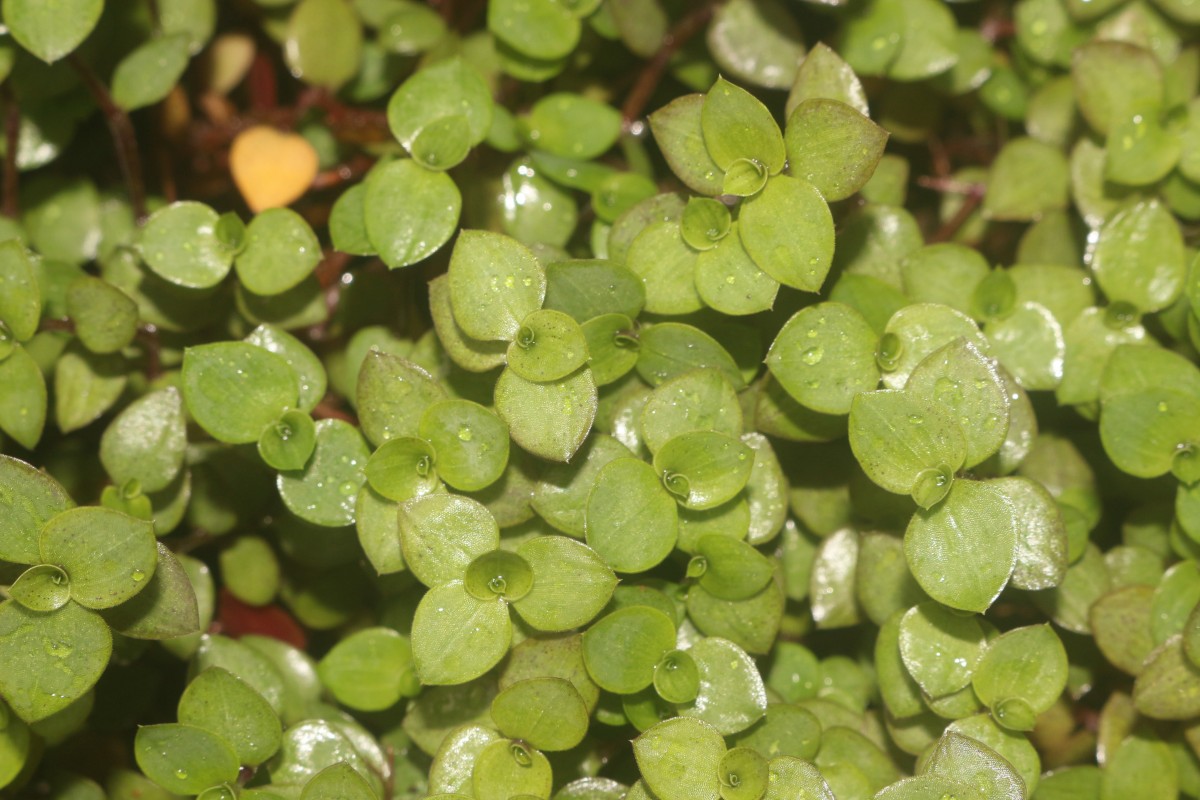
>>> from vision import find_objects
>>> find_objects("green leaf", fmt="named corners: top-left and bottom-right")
top-left (788, 42), bottom-right (869, 118)
top-left (984, 302), bottom-right (1065, 391)
top-left (235, 209), bottom-right (321, 296)
top-left (65, 275), bottom-right (137, 355)
top-left (887, 0), bottom-right (958, 81)
top-left (784, 99), bottom-right (888, 202)
top-left (511, 536), bottom-right (617, 631)
top-left (1057, 307), bottom-right (1148, 407)
top-left (412, 581), bottom-right (511, 686)
top-left (738, 175), bottom-right (834, 292)
top-left (365, 436), bottom-right (439, 502)
top-left (491, 677), bottom-right (588, 751)
top-left (244, 326), bottom-right (325, 414)
top-left (183, 341), bottom-right (299, 444)
top-left (399, 493), bottom-right (499, 588)
top-left (0, 456), bottom-right (72, 566)
top-left (903, 244), bottom-right (989, 316)
top-left (318, 627), bottom-right (417, 712)
top-left (1100, 389), bottom-right (1200, 479)
top-left (418, 399), bottom-right (508, 492)
top-left (178, 667), bottom-right (282, 766)
top-left (0, 344), bottom-right (46, 449)
top-left (768, 302), bottom-right (880, 415)
top-left (134, 723), bottom-right (241, 795)
top-left (531, 434), bottom-right (631, 536)
top-left (922, 731), bottom-right (1025, 800)
top-left (899, 601), bottom-right (987, 701)
top-left (387, 57), bottom-right (492, 152)
top-left (848, 389), bottom-right (966, 499)
top-left (139, 202), bottom-right (234, 289)
top-left (489, 0), bottom-right (580, 60)
top-left (494, 366), bottom-right (596, 463)
top-left (284, 0), bottom-right (363, 89)
top-left (905, 479), bottom-right (1018, 613)
top-left (2, 0), bottom-right (102, 62)
top-left (701, 77), bottom-right (785, 174)
top-left (448, 230), bottom-right (546, 342)
top-left (983, 137), bottom-right (1070, 221)
top-left (277, 419), bottom-right (369, 527)
top-left (270, 718), bottom-right (382, 791)
top-left (1134, 635), bottom-right (1200, 720)
top-left (301, 762), bottom-right (378, 800)
top-left (100, 388), bottom-right (186, 494)
top-left (1092, 199), bottom-right (1186, 313)
top-left (330, 184), bottom-right (375, 256)
top-left (0, 707), bottom-right (30, 791)
top-left (905, 338), bottom-right (1009, 469)
top-left (543, 259), bottom-right (645, 322)
top-left (637, 323), bottom-right (745, 390)
top-left (810, 527), bottom-right (862, 629)
top-left (1072, 41), bottom-right (1163, 135)
top-left (641, 368), bottom-right (742, 456)
top-left (54, 344), bottom-right (126, 434)
top-left (694, 224), bottom-right (779, 317)
top-left (0, 240), bottom-right (40, 342)
top-left (989, 477), bottom-right (1068, 592)
top-left (708, 0), bottom-right (805, 90)
top-left (471, 739), bottom-right (553, 800)
top-left (654, 431), bottom-right (754, 511)
top-left (1101, 732), bottom-right (1178, 800)
top-left (648, 94), bottom-right (726, 196)
top-left (111, 34), bottom-right (191, 111)
top-left (102, 544), bottom-right (200, 640)
top-left (411, 115), bottom-right (473, 171)
top-left (257, 410), bottom-right (317, 472)
top-left (972, 624), bottom-right (1067, 731)
top-left (677, 637), bottom-right (767, 735)
top-left (363, 159), bottom-right (461, 269)
top-left (0, 600), bottom-right (111, 722)
top-left (525, 93), bottom-right (621, 160)
top-left (356, 350), bottom-right (446, 446)
top-left (584, 457), bottom-right (678, 573)
top-left (507, 309), bottom-right (589, 383)
top-left (879, 303), bottom-right (987, 390)
top-left (582, 606), bottom-right (676, 694)
top-left (582, 314), bottom-right (640, 386)
top-left (40, 506), bottom-right (156, 609)
top-left (633, 717), bottom-right (725, 800)
top-left (625, 221), bottom-right (702, 316)
top-left (10, 564), bottom-right (69, 612)
top-left (694, 536), bottom-right (774, 601)
top-left (1106, 113), bottom-right (1180, 187)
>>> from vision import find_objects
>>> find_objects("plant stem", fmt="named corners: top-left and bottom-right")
top-left (2, 85), bottom-right (19, 218)
top-left (69, 55), bottom-right (148, 220)
top-left (621, 1), bottom-right (717, 130)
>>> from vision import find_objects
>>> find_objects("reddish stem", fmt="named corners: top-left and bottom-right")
top-left (621, 1), bottom-right (717, 129)
top-left (69, 55), bottom-right (147, 220)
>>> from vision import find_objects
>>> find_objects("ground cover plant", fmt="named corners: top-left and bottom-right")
top-left (3, 0), bottom-right (1200, 798)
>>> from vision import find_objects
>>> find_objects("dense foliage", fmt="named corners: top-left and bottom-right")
top-left (3, 0), bottom-right (1200, 799)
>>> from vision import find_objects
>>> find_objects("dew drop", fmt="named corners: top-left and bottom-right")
top-left (174, 768), bottom-right (189, 780)
top-left (339, 481), bottom-right (358, 496)
top-left (801, 346), bottom-right (824, 366)
top-left (132, 569), bottom-right (146, 583)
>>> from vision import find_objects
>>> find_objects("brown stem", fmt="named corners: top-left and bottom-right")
top-left (312, 397), bottom-right (358, 425)
top-left (916, 175), bottom-right (985, 195)
top-left (135, 325), bottom-right (162, 380)
top-left (69, 55), bottom-right (147, 220)
top-left (2, 84), bottom-right (19, 219)
top-left (311, 154), bottom-right (375, 192)
top-left (621, 1), bottom-right (717, 129)
top-left (929, 186), bottom-right (985, 244)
